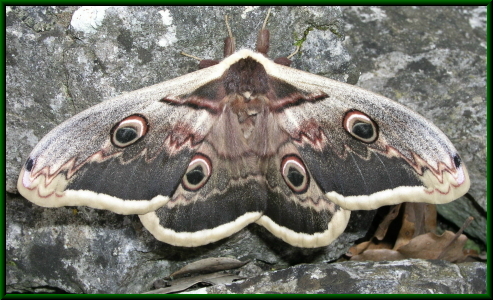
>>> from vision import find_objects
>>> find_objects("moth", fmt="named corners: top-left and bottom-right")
top-left (17, 11), bottom-right (470, 248)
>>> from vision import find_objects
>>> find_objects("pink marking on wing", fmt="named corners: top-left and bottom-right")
top-left (22, 169), bottom-right (32, 188)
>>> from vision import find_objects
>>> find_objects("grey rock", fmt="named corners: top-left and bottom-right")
top-left (203, 259), bottom-right (487, 294)
top-left (6, 190), bottom-right (371, 294)
top-left (5, 5), bottom-right (485, 294)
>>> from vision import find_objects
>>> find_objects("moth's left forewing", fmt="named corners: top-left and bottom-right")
top-left (261, 57), bottom-right (470, 210)
top-left (17, 63), bottom-right (228, 215)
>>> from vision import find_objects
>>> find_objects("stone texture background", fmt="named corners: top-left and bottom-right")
top-left (204, 259), bottom-right (486, 294)
top-left (5, 6), bottom-right (486, 294)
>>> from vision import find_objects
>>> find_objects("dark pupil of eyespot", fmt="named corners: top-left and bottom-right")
top-left (186, 166), bottom-right (205, 185)
top-left (116, 127), bottom-right (138, 143)
top-left (352, 122), bottom-right (373, 139)
top-left (453, 154), bottom-right (461, 168)
top-left (287, 167), bottom-right (304, 187)
top-left (25, 157), bottom-right (34, 172)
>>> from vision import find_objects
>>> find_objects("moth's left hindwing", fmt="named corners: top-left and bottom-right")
top-left (18, 51), bottom-right (469, 247)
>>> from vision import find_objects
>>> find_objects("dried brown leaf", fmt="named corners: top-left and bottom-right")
top-left (366, 240), bottom-right (394, 250)
top-left (348, 203), bottom-right (475, 263)
top-left (346, 240), bottom-right (372, 257)
top-left (396, 203), bottom-right (437, 240)
top-left (423, 203), bottom-right (437, 234)
top-left (145, 272), bottom-right (245, 294)
top-left (397, 231), bottom-right (468, 262)
top-left (170, 257), bottom-right (249, 278)
top-left (350, 249), bottom-right (405, 261)
top-left (374, 204), bottom-right (401, 240)
top-left (393, 212), bottom-right (416, 250)
top-left (348, 239), bottom-right (395, 259)
top-left (393, 203), bottom-right (435, 249)
top-left (436, 216), bottom-right (474, 261)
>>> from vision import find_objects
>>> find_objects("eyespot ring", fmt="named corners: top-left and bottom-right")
top-left (110, 114), bottom-right (148, 148)
top-left (343, 110), bottom-right (379, 143)
top-left (182, 154), bottom-right (212, 191)
top-left (281, 155), bottom-right (309, 194)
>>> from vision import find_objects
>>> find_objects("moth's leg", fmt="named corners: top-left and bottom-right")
top-left (256, 8), bottom-right (271, 55)
top-left (273, 45), bottom-right (300, 67)
top-left (223, 15), bottom-right (236, 57)
top-left (180, 51), bottom-right (220, 69)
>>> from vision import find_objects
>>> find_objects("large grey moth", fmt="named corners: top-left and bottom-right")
top-left (18, 10), bottom-right (469, 248)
